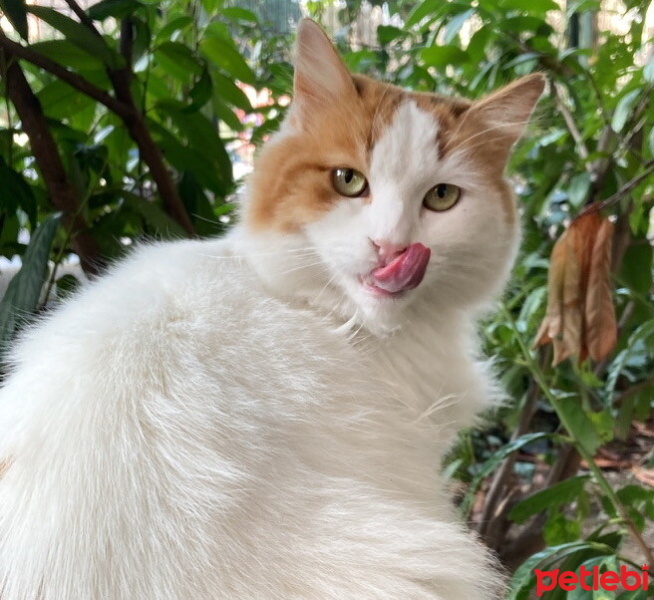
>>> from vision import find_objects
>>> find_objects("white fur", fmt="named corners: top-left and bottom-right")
top-left (0, 103), bottom-right (517, 598)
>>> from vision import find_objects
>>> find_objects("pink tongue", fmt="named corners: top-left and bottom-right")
top-left (371, 243), bottom-right (431, 294)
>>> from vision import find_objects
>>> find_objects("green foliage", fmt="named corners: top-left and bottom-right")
top-left (0, 0), bottom-right (652, 597)
top-left (0, 212), bottom-right (60, 355)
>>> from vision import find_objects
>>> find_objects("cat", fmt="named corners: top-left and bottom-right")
top-left (0, 18), bottom-right (544, 600)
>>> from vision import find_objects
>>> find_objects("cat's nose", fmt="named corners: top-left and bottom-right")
top-left (371, 239), bottom-right (408, 265)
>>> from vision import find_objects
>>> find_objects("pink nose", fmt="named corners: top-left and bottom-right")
top-left (372, 239), bottom-right (408, 265)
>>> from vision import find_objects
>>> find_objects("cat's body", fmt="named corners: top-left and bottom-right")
top-left (0, 20), bottom-right (544, 600)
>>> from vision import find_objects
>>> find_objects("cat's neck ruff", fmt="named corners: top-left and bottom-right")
top-left (233, 225), bottom-right (468, 340)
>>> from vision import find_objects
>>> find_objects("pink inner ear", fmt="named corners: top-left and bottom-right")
top-left (371, 243), bottom-right (431, 294)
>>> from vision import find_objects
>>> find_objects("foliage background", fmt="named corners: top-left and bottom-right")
top-left (0, 0), bottom-right (652, 597)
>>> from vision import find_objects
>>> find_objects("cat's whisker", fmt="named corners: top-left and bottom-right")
top-left (277, 261), bottom-right (329, 276)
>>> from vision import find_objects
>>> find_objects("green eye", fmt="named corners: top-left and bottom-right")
top-left (423, 183), bottom-right (461, 212)
top-left (332, 168), bottom-right (368, 197)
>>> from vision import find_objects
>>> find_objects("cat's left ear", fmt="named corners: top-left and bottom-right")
top-left (292, 19), bottom-right (358, 115)
top-left (466, 74), bottom-right (546, 154)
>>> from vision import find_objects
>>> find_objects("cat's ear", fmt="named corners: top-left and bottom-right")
top-left (466, 74), bottom-right (546, 154)
top-left (292, 19), bottom-right (357, 113)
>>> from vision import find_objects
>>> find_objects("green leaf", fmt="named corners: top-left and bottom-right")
top-left (0, 157), bottom-right (37, 227)
top-left (568, 556), bottom-right (619, 600)
top-left (184, 68), bottom-right (213, 113)
top-left (543, 511), bottom-right (582, 546)
top-left (420, 45), bottom-right (469, 68)
top-left (501, 0), bottom-right (558, 14)
top-left (27, 6), bottom-right (120, 68)
top-left (212, 97), bottom-right (244, 131)
top-left (30, 39), bottom-right (104, 71)
top-left (567, 172), bottom-right (591, 208)
top-left (37, 79), bottom-right (98, 121)
top-left (466, 25), bottom-right (492, 63)
top-left (342, 50), bottom-right (379, 73)
top-left (0, 213), bottom-right (61, 357)
top-left (121, 192), bottom-right (187, 239)
top-left (154, 41), bottom-right (204, 81)
top-left (218, 6), bottom-right (258, 23)
top-left (87, 0), bottom-right (143, 20)
top-left (648, 127), bottom-right (654, 157)
top-left (555, 397), bottom-right (603, 454)
top-left (443, 9), bottom-right (475, 45)
top-left (587, 408), bottom-right (614, 444)
top-left (611, 88), bottom-right (641, 133)
top-left (200, 36), bottom-right (255, 84)
top-left (506, 541), bottom-right (617, 600)
top-left (504, 52), bottom-right (540, 70)
top-left (509, 475), bottom-right (590, 524)
top-left (155, 15), bottom-right (192, 43)
top-left (0, 0), bottom-right (28, 39)
top-left (211, 71), bottom-right (252, 111)
top-left (406, 0), bottom-right (441, 27)
top-left (55, 273), bottom-right (81, 301)
top-left (619, 243), bottom-right (653, 297)
top-left (377, 25), bottom-right (404, 45)
top-left (149, 117), bottom-right (228, 195)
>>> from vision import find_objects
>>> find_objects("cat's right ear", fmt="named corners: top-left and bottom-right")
top-left (292, 19), bottom-right (357, 116)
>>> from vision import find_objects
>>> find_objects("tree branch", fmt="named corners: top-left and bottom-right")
top-left (63, 0), bottom-right (102, 37)
top-left (553, 83), bottom-right (590, 164)
top-left (0, 28), bottom-right (196, 237)
top-left (0, 49), bottom-right (103, 276)
top-left (595, 159), bottom-right (654, 212)
top-left (0, 30), bottom-right (129, 117)
top-left (106, 19), bottom-right (196, 236)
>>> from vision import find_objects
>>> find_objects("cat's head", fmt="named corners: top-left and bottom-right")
top-left (243, 19), bottom-right (544, 334)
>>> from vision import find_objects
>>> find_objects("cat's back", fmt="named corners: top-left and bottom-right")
top-left (2, 233), bottom-right (340, 394)
top-left (0, 236), bottom-right (363, 600)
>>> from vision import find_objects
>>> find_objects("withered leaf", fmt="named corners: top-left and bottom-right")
top-left (534, 208), bottom-right (617, 366)
top-left (584, 218), bottom-right (617, 361)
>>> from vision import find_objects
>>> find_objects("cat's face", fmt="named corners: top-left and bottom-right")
top-left (244, 20), bottom-right (544, 333)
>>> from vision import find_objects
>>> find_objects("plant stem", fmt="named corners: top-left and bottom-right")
top-left (500, 303), bottom-right (654, 570)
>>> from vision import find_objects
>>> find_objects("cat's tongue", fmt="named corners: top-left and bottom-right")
top-left (371, 243), bottom-right (431, 294)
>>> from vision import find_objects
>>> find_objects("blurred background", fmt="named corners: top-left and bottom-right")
top-left (0, 0), bottom-right (652, 597)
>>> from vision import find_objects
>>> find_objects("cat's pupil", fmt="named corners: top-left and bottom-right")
top-left (344, 170), bottom-right (354, 183)
top-left (437, 184), bottom-right (447, 198)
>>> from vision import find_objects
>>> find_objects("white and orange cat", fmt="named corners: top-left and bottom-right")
top-left (0, 19), bottom-right (544, 600)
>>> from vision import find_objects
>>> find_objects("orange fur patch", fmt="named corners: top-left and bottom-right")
top-left (246, 76), bottom-right (477, 232)
top-left (246, 41), bottom-right (542, 233)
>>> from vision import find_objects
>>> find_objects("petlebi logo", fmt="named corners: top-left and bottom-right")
top-left (535, 564), bottom-right (650, 597)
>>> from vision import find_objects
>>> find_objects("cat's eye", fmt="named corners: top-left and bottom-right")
top-left (423, 184), bottom-right (461, 212)
top-left (331, 168), bottom-right (368, 197)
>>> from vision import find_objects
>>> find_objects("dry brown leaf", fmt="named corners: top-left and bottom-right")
top-left (534, 230), bottom-right (567, 347)
top-left (556, 225), bottom-right (583, 365)
top-left (584, 218), bottom-right (617, 361)
top-left (534, 208), bottom-right (618, 365)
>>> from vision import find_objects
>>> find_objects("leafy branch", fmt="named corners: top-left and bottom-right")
top-left (0, 42), bottom-right (102, 275)
top-left (0, 9), bottom-right (196, 237)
